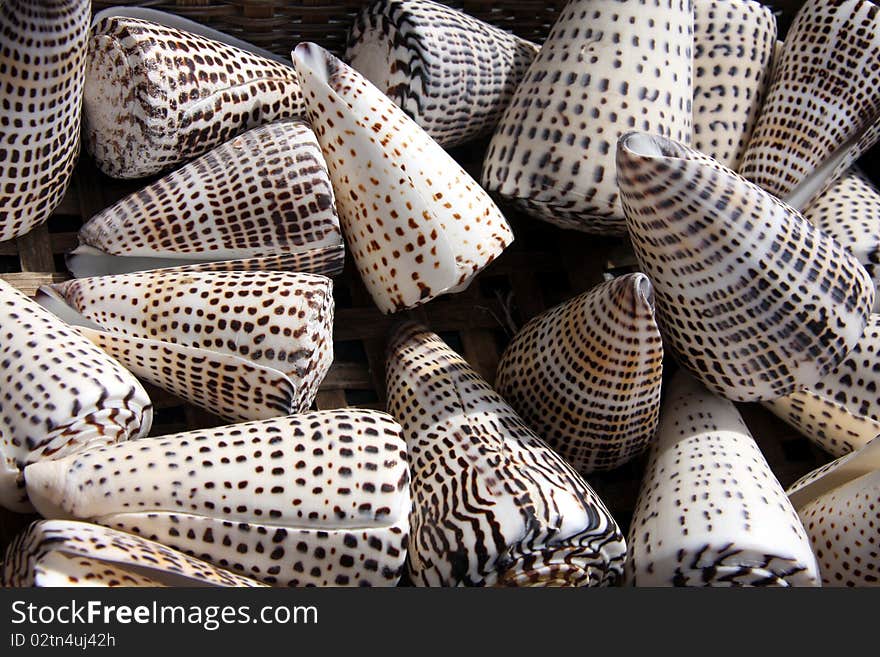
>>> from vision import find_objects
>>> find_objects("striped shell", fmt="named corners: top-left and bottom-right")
top-left (386, 324), bottom-right (627, 587)
top-left (292, 43), bottom-right (513, 314)
top-left (0, 0), bottom-right (89, 242)
top-left (69, 121), bottom-right (344, 279)
top-left (345, 0), bottom-right (538, 148)
top-left (495, 274), bottom-right (663, 473)
top-left (626, 371), bottom-right (820, 587)
top-left (617, 132), bottom-right (875, 402)
top-left (482, 0), bottom-right (693, 234)
top-left (2, 520), bottom-right (264, 587)
top-left (84, 14), bottom-right (304, 179)
top-left (24, 410), bottom-right (411, 587)
top-left (0, 279), bottom-right (152, 513)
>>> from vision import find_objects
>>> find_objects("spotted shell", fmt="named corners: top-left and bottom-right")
top-left (345, 0), bottom-right (538, 148)
top-left (24, 410), bottom-right (411, 587)
top-left (2, 520), bottom-right (265, 587)
top-left (386, 323), bottom-right (627, 587)
top-left (84, 13), bottom-right (304, 179)
top-left (0, 0), bottom-right (89, 242)
top-left (617, 132), bottom-right (874, 402)
top-left (68, 121), bottom-right (343, 279)
top-left (0, 279), bottom-right (152, 513)
top-left (481, 0), bottom-right (693, 234)
top-left (495, 274), bottom-right (663, 473)
top-left (626, 371), bottom-right (820, 587)
top-left (291, 43), bottom-right (513, 314)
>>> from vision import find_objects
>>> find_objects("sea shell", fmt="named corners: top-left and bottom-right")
top-left (23, 410), bottom-right (411, 587)
top-left (37, 270), bottom-right (334, 423)
top-left (626, 371), bottom-right (820, 587)
top-left (291, 43), bottom-right (513, 314)
top-left (84, 11), bottom-right (304, 179)
top-left (481, 0), bottom-right (693, 234)
top-left (692, 0), bottom-right (777, 170)
top-left (495, 274), bottom-right (663, 473)
top-left (0, 0), bottom-right (89, 242)
top-left (617, 131), bottom-right (874, 402)
top-left (345, 0), bottom-right (539, 148)
top-left (0, 279), bottom-right (152, 513)
top-left (2, 520), bottom-right (265, 587)
top-left (386, 323), bottom-right (627, 587)
top-left (68, 121), bottom-right (344, 279)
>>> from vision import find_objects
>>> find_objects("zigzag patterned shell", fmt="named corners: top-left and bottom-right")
top-left (386, 324), bottom-right (627, 587)
top-left (2, 520), bottom-right (265, 587)
top-left (626, 371), bottom-right (820, 587)
top-left (84, 15), bottom-right (305, 179)
top-left (345, 0), bottom-right (538, 148)
top-left (482, 0), bottom-right (693, 234)
top-left (495, 274), bottom-right (663, 473)
top-left (0, 0), bottom-right (88, 242)
top-left (617, 132), bottom-right (875, 402)
top-left (24, 410), bottom-right (411, 587)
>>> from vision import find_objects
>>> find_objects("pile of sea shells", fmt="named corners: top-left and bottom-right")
top-left (1, 0), bottom-right (878, 587)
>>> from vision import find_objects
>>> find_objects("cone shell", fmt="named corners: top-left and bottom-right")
top-left (618, 132), bottom-right (875, 402)
top-left (386, 324), bottom-right (627, 587)
top-left (481, 0), bottom-right (693, 234)
top-left (292, 43), bottom-right (513, 313)
top-left (495, 274), bottom-right (663, 473)
top-left (345, 0), bottom-right (538, 148)
top-left (626, 371), bottom-right (820, 587)
top-left (23, 410), bottom-right (411, 587)
top-left (0, 0), bottom-right (88, 241)
top-left (2, 520), bottom-right (265, 587)
top-left (84, 14), bottom-right (304, 179)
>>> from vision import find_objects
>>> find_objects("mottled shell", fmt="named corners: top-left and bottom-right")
top-left (386, 324), bottom-right (627, 587)
top-left (617, 132), bottom-right (874, 402)
top-left (495, 274), bottom-right (663, 473)
top-left (345, 0), bottom-right (538, 148)
top-left (24, 410), bottom-right (411, 587)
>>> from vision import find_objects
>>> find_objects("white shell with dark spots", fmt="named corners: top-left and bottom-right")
top-left (482, 0), bottom-right (693, 234)
top-left (23, 410), bottom-right (411, 587)
top-left (386, 324), bottom-right (627, 587)
top-left (345, 0), bottom-right (538, 148)
top-left (495, 274), bottom-right (663, 473)
top-left (291, 43), bottom-right (513, 314)
top-left (626, 371), bottom-right (820, 587)
top-left (617, 132), bottom-right (874, 402)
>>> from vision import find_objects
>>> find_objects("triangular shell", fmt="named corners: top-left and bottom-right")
top-left (291, 43), bottom-right (513, 313)
top-left (23, 410), bottom-right (411, 587)
top-left (481, 0), bottom-right (693, 234)
top-left (2, 520), bottom-right (265, 587)
top-left (0, 0), bottom-right (89, 241)
top-left (617, 132), bottom-right (875, 402)
top-left (345, 0), bottom-right (539, 148)
top-left (495, 274), bottom-right (663, 473)
top-left (386, 324), bottom-right (627, 587)
top-left (626, 371), bottom-right (820, 587)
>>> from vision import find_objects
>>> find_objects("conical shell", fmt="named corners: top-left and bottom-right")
top-left (23, 410), bottom-right (411, 587)
top-left (2, 520), bottom-right (265, 587)
top-left (495, 274), bottom-right (663, 473)
top-left (84, 13), bottom-right (304, 179)
top-left (617, 132), bottom-right (874, 402)
top-left (0, 279), bottom-right (152, 513)
top-left (692, 0), bottom-right (777, 170)
top-left (626, 371), bottom-right (820, 587)
top-left (345, 0), bottom-right (539, 148)
top-left (69, 121), bottom-right (344, 279)
top-left (386, 324), bottom-right (626, 587)
top-left (481, 0), bottom-right (693, 234)
top-left (0, 0), bottom-right (88, 241)
top-left (292, 43), bottom-right (513, 313)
